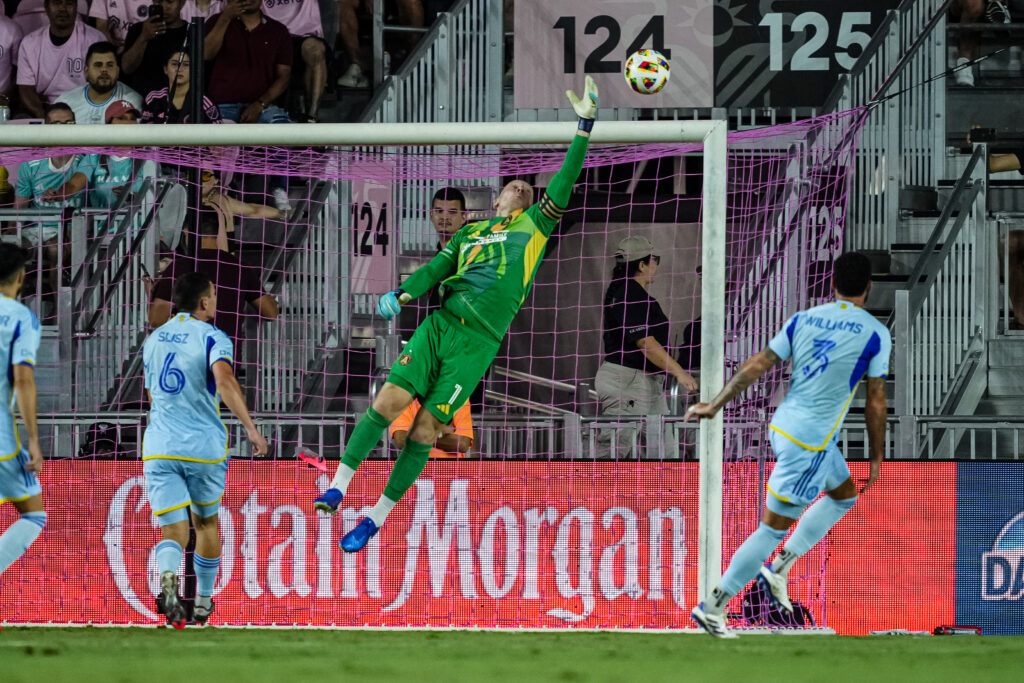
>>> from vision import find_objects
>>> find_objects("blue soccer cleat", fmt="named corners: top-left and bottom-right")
top-left (313, 487), bottom-right (343, 514)
top-left (757, 565), bottom-right (794, 614)
top-left (340, 517), bottom-right (380, 553)
top-left (691, 602), bottom-right (738, 639)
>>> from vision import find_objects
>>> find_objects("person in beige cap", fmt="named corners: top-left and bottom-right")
top-left (595, 235), bottom-right (698, 459)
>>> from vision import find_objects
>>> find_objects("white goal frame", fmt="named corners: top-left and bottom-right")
top-left (1, 119), bottom-right (728, 600)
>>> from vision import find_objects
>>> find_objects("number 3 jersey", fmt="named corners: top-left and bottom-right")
top-left (767, 300), bottom-right (892, 451)
top-left (142, 313), bottom-right (235, 463)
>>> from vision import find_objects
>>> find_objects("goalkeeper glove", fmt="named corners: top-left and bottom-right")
top-left (566, 75), bottom-right (598, 133)
top-left (377, 289), bottom-right (409, 320)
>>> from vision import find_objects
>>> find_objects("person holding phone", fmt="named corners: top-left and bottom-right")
top-left (122, 0), bottom-right (189, 97)
top-left (90, 0), bottom-right (164, 48)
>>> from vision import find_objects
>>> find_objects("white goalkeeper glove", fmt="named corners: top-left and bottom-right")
top-left (566, 75), bottom-right (598, 132)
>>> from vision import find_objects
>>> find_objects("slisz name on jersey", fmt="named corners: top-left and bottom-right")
top-left (157, 332), bottom-right (190, 344)
top-left (802, 315), bottom-right (862, 334)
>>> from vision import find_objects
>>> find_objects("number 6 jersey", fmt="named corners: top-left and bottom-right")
top-left (767, 300), bottom-right (892, 451)
top-left (142, 313), bottom-right (235, 463)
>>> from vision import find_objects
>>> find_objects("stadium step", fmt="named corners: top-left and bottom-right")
top-left (888, 242), bottom-right (945, 276)
top-left (985, 336), bottom-right (1024, 397)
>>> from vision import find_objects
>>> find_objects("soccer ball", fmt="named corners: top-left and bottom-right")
top-left (624, 49), bottom-right (670, 95)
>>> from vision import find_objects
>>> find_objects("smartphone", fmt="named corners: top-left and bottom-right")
top-left (149, 3), bottom-right (163, 20)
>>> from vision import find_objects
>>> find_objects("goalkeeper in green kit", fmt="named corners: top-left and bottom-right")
top-left (314, 76), bottom-right (599, 552)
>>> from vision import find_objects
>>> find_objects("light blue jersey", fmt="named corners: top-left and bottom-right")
top-left (0, 295), bottom-right (40, 460)
top-left (142, 313), bottom-right (234, 463)
top-left (767, 300), bottom-right (891, 451)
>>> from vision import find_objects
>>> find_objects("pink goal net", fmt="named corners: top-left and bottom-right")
top-left (0, 110), bottom-right (868, 629)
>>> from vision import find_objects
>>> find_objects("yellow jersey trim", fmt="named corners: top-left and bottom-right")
top-left (0, 493), bottom-right (32, 504)
top-left (770, 379), bottom-right (862, 451)
top-left (193, 493), bottom-right (225, 507)
top-left (152, 500), bottom-right (191, 516)
top-left (142, 453), bottom-right (229, 464)
top-left (766, 484), bottom-right (790, 503)
top-left (0, 414), bottom-right (21, 460)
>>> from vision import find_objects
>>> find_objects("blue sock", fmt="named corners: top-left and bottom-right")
top-left (715, 522), bottom-right (789, 602)
top-left (155, 539), bottom-right (183, 575)
top-left (774, 496), bottom-right (858, 574)
top-left (0, 511), bottom-right (46, 575)
top-left (194, 553), bottom-right (221, 598)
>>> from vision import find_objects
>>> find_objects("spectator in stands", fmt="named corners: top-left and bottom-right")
top-left (595, 236), bottom-right (698, 459)
top-left (180, 0), bottom-right (224, 22)
top-left (54, 41), bottom-right (142, 124)
top-left (261, 0), bottom-right (327, 122)
top-left (44, 101), bottom-right (157, 233)
top-left (335, 0), bottom-right (368, 88)
top-left (16, 0), bottom-right (105, 117)
top-left (12, 103), bottom-right (95, 304)
top-left (148, 169), bottom-right (281, 384)
top-left (89, 0), bottom-right (158, 48)
top-left (205, 0), bottom-right (292, 210)
top-left (0, 11), bottom-right (23, 107)
top-left (952, 0), bottom-right (1011, 86)
top-left (10, 0), bottom-right (88, 37)
top-left (121, 0), bottom-right (189, 97)
top-left (140, 50), bottom-right (222, 123)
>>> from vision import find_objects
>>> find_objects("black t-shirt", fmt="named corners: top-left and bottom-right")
top-left (602, 278), bottom-right (670, 373)
top-left (122, 23), bottom-right (190, 99)
top-left (153, 248), bottom-right (266, 343)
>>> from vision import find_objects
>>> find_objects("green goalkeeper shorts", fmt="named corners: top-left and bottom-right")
top-left (386, 309), bottom-right (500, 423)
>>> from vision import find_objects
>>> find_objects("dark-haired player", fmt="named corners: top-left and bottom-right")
top-left (314, 76), bottom-right (599, 552)
top-left (0, 244), bottom-right (46, 583)
top-left (142, 271), bottom-right (267, 628)
top-left (687, 252), bottom-right (891, 638)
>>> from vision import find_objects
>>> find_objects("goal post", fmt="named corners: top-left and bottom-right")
top-left (0, 115), bottom-right (864, 629)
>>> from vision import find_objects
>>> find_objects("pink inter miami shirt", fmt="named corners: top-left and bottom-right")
top-left (261, 0), bottom-right (323, 38)
top-left (0, 15), bottom-right (23, 95)
top-left (17, 20), bottom-right (106, 104)
top-left (88, 0), bottom-right (152, 47)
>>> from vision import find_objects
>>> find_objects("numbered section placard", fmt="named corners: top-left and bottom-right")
top-left (513, 0), bottom-right (713, 109)
top-left (512, 0), bottom-right (898, 110)
top-left (350, 163), bottom-right (394, 295)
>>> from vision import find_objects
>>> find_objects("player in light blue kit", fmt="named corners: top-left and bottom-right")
top-left (687, 252), bottom-right (891, 638)
top-left (143, 272), bottom-right (268, 628)
top-left (0, 245), bottom-right (47, 586)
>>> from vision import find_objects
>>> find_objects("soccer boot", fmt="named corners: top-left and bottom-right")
top-left (193, 599), bottom-right (216, 625)
top-left (757, 565), bottom-right (794, 614)
top-left (691, 602), bottom-right (738, 639)
top-left (313, 487), bottom-right (344, 514)
top-left (160, 570), bottom-right (188, 630)
top-left (340, 517), bottom-right (379, 553)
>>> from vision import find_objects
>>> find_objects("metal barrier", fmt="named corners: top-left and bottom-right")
top-left (363, 0), bottom-right (503, 124)
top-left (893, 146), bottom-right (988, 422)
top-left (825, 0), bottom-right (952, 251)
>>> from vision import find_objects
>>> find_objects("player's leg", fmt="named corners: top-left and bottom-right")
top-left (317, 316), bottom-right (439, 513)
top-left (186, 460), bottom-right (228, 624)
top-left (144, 459), bottom-right (192, 628)
top-left (0, 449), bottom-right (46, 578)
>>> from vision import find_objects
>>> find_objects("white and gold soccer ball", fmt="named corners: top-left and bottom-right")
top-left (623, 49), bottom-right (670, 95)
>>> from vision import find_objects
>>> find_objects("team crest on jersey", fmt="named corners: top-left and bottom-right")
top-left (398, 353), bottom-right (412, 366)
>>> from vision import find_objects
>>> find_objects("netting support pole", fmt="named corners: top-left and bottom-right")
top-left (697, 120), bottom-right (727, 601)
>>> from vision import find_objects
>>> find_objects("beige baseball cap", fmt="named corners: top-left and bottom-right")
top-left (615, 236), bottom-right (654, 261)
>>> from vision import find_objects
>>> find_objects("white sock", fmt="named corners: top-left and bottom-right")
top-left (367, 495), bottom-right (397, 527)
top-left (771, 547), bottom-right (799, 577)
top-left (330, 463), bottom-right (357, 494)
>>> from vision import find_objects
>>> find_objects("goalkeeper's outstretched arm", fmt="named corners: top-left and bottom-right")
top-left (376, 250), bottom-right (457, 320)
top-left (532, 75), bottom-right (598, 235)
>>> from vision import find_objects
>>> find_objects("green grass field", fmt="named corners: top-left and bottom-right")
top-left (2, 627), bottom-right (1022, 682)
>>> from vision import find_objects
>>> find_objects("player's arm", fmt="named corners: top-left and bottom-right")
top-left (637, 337), bottom-right (699, 391)
top-left (376, 249), bottom-right (457, 320)
top-left (13, 364), bottom-right (42, 474)
top-left (434, 426), bottom-right (472, 454)
top-left (990, 153), bottom-right (1023, 173)
top-left (42, 172), bottom-right (88, 202)
top-left (529, 76), bottom-right (598, 237)
top-left (212, 360), bottom-right (268, 456)
top-left (862, 376), bottom-right (887, 492)
top-left (686, 348), bottom-right (782, 420)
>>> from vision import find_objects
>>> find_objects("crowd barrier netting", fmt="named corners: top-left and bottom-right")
top-left (0, 113), bottom-right (876, 630)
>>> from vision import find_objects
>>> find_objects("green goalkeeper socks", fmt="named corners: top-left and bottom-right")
top-left (382, 438), bottom-right (432, 502)
top-left (339, 407), bottom-right (391, 471)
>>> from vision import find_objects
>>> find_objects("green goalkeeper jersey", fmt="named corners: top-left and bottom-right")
top-left (400, 133), bottom-right (590, 342)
